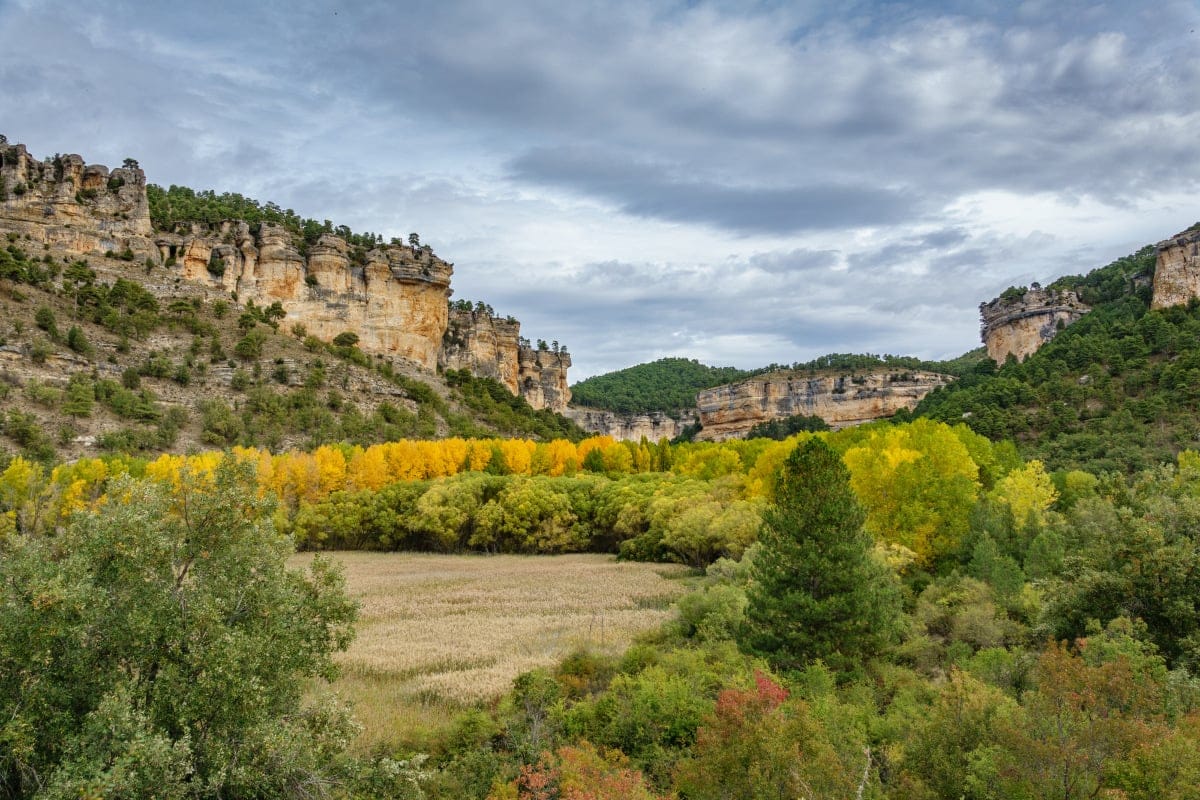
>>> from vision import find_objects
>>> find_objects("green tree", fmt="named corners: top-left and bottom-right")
top-left (739, 438), bottom-right (903, 674)
top-left (0, 462), bottom-right (358, 798)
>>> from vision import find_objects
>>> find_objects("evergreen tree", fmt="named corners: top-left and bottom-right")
top-left (740, 438), bottom-right (902, 674)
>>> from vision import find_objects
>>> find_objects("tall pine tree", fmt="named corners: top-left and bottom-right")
top-left (740, 437), bottom-right (902, 674)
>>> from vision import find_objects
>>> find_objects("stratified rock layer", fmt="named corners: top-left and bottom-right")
top-left (979, 287), bottom-right (1089, 363)
top-left (694, 371), bottom-right (951, 441)
top-left (563, 408), bottom-right (698, 442)
top-left (1151, 228), bottom-right (1200, 310)
top-left (1, 141), bottom-right (568, 400)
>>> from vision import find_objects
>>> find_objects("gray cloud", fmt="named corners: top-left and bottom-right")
top-left (2, 0), bottom-right (1198, 379)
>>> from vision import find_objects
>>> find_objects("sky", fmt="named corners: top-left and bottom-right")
top-left (2, 0), bottom-right (1199, 380)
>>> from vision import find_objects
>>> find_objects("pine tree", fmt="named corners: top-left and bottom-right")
top-left (740, 438), bottom-right (903, 674)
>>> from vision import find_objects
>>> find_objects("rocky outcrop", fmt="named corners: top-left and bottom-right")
top-left (979, 286), bottom-right (1089, 363)
top-left (695, 371), bottom-right (951, 441)
top-left (440, 308), bottom-right (523, 394)
top-left (1151, 227), bottom-right (1200, 310)
top-left (438, 308), bottom-right (571, 411)
top-left (154, 222), bottom-right (453, 368)
top-left (0, 140), bottom-right (571, 392)
top-left (519, 348), bottom-right (571, 412)
top-left (563, 407), bottom-right (698, 442)
top-left (0, 144), bottom-right (152, 257)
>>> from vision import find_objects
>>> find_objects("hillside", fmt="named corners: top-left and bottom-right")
top-left (0, 144), bottom-right (585, 464)
top-left (569, 357), bottom-right (752, 414)
top-left (913, 239), bottom-right (1200, 473)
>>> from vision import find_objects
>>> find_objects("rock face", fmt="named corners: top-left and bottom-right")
top-left (694, 371), bottom-right (951, 441)
top-left (563, 407), bottom-right (698, 442)
top-left (0, 141), bottom-right (569, 393)
top-left (154, 222), bottom-right (452, 368)
top-left (1151, 228), bottom-right (1200, 310)
top-left (0, 144), bottom-right (152, 258)
top-left (518, 348), bottom-right (571, 412)
top-left (979, 286), bottom-right (1089, 363)
top-left (440, 308), bottom-right (523, 394)
top-left (439, 308), bottom-right (572, 411)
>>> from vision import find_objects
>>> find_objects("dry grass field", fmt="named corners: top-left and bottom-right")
top-left (289, 551), bottom-right (690, 751)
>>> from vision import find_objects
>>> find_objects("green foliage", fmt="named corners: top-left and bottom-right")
top-left (147, 184), bottom-right (388, 250)
top-left (569, 358), bottom-right (752, 414)
top-left (746, 412), bottom-right (830, 439)
top-left (443, 369), bottom-right (586, 442)
top-left (0, 462), bottom-right (358, 797)
top-left (914, 244), bottom-right (1200, 473)
top-left (740, 438), bottom-right (903, 675)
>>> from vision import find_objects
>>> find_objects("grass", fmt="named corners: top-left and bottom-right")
top-left (289, 551), bottom-right (690, 752)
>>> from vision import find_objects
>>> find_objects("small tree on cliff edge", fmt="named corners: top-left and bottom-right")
top-left (739, 437), bottom-right (902, 675)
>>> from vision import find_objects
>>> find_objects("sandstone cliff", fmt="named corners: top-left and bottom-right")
top-left (979, 286), bottom-right (1089, 363)
top-left (694, 370), bottom-right (951, 441)
top-left (563, 407), bottom-right (698, 442)
top-left (438, 308), bottom-right (572, 411)
top-left (1151, 227), bottom-right (1200, 310)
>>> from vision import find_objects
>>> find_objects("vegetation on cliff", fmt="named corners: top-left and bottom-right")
top-left (147, 183), bottom-right (398, 252)
top-left (914, 243), bottom-right (1200, 472)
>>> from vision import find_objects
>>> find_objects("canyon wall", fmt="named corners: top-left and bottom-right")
top-left (0, 144), bottom-right (153, 257)
top-left (563, 407), bottom-right (698, 442)
top-left (1151, 228), bottom-right (1200, 310)
top-left (694, 371), bottom-right (951, 441)
top-left (438, 308), bottom-right (571, 411)
top-left (0, 142), bottom-right (569, 397)
top-left (979, 286), bottom-right (1089, 363)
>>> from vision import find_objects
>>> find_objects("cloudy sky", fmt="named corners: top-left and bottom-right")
top-left (2, 0), bottom-right (1199, 378)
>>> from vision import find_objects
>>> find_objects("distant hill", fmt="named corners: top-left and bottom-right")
top-left (569, 358), bottom-right (752, 415)
top-left (913, 241), bottom-right (1200, 473)
top-left (570, 351), bottom-right (987, 417)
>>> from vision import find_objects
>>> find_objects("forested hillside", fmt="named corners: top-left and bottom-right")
top-left (914, 243), bottom-right (1200, 472)
top-left (569, 357), bottom-right (752, 413)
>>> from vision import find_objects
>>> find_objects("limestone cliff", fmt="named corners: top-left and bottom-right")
top-left (0, 140), bottom-right (570, 393)
top-left (563, 408), bottom-right (698, 442)
top-left (695, 370), bottom-right (951, 441)
top-left (979, 286), bottom-right (1089, 363)
top-left (440, 308), bottom-right (523, 394)
top-left (518, 348), bottom-right (571, 412)
top-left (153, 221), bottom-right (452, 368)
top-left (0, 143), bottom-right (153, 257)
top-left (1151, 227), bottom-right (1200, 310)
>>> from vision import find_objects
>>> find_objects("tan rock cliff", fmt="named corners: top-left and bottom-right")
top-left (518, 348), bottom-right (571, 412)
top-left (0, 144), bottom-right (152, 257)
top-left (563, 407), bottom-right (698, 442)
top-left (979, 286), bottom-right (1089, 363)
top-left (1, 141), bottom-right (569, 392)
top-left (695, 370), bottom-right (951, 441)
top-left (1151, 227), bottom-right (1200, 310)
top-left (440, 308), bottom-right (523, 394)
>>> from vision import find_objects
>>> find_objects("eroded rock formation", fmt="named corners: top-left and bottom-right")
top-left (153, 221), bottom-right (452, 368)
top-left (695, 371), bottom-right (951, 441)
top-left (1151, 228), bottom-right (1200, 310)
top-left (0, 143), bottom-right (152, 257)
top-left (563, 408), bottom-right (698, 442)
top-left (440, 308), bottom-right (523, 394)
top-left (979, 286), bottom-right (1089, 363)
top-left (518, 348), bottom-right (571, 412)
top-left (1, 141), bottom-right (569, 396)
